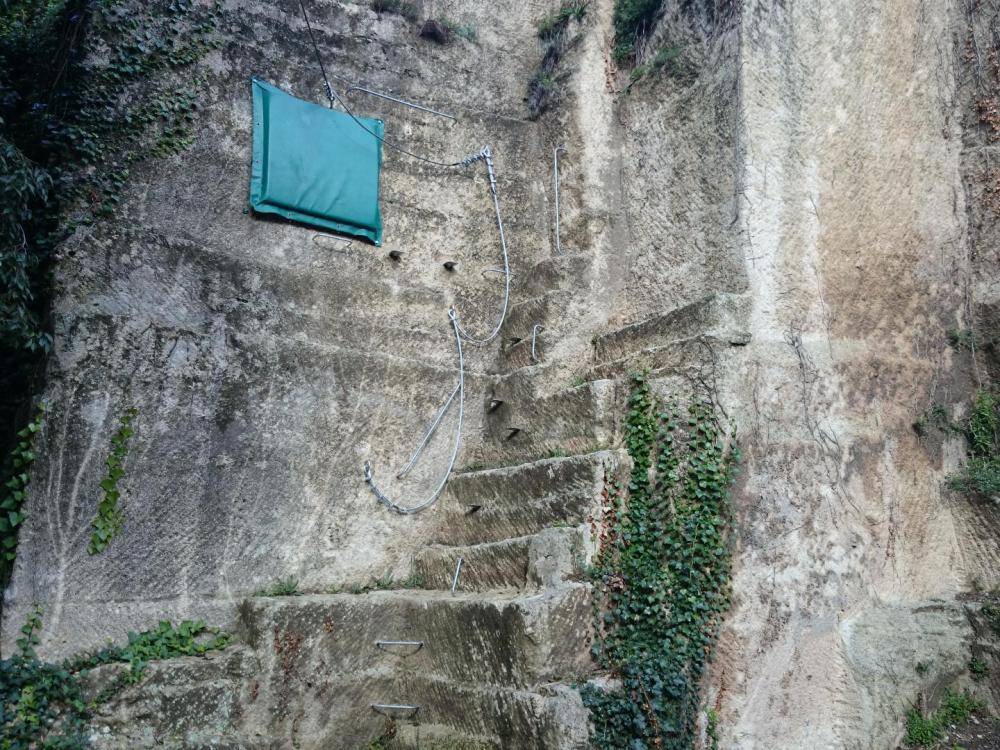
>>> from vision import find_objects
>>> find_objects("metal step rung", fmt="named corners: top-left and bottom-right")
top-left (375, 639), bottom-right (424, 654)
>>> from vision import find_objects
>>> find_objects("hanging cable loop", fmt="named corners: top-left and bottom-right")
top-left (293, 1), bottom-right (515, 512)
top-left (364, 309), bottom-right (465, 515)
top-left (453, 147), bottom-right (511, 347)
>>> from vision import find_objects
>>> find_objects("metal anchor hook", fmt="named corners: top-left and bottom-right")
top-left (363, 460), bottom-right (373, 483)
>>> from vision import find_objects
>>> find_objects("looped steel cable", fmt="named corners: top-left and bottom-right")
top-left (363, 309), bottom-right (465, 515)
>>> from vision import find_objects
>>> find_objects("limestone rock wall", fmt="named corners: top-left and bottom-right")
top-left (3, 0), bottom-right (999, 747)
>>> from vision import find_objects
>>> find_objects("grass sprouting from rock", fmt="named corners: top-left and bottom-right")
top-left (583, 372), bottom-right (739, 748)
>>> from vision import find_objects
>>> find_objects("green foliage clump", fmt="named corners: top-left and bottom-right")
top-left (904, 689), bottom-right (982, 747)
top-left (969, 656), bottom-right (990, 679)
top-left (0, 402), bottom-right (44, 586)
top-left (88, 407), bottom-right (137, 555)
top-left (256, 577), bottom-right (301, 597)
top-left (0, 0), bottom-right (219, 346)
top-left (370, 0), bottom-right (418, 22)
top-left (67, 618), bottom-right (230, 685)
top-left (948, 391), bottom-right (1000, 499)
top-left (537, 1), bottom-right (588, 40)
top-left (344, 570), bottom-right (425, 594)
top-left (612, 0), bottom-right (664, 61)
top-left (913, 403), bottom-right (951, 437)
top-left (1, 609), bottom-right (229, 748)
top-left (527, 2), bottom-right (588, 119)
top-left (582, 372), bottom-right (739, 749)
top-left (982, 603), bottom-right (1000, 635)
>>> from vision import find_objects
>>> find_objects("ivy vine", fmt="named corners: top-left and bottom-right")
top-left (0, 0), bottom-right (220, 488)
top-left (0, 402), bottom-right (44, 588)
top-left (1, 608), bottom-right (229, 748)
top-left (88, 407), bottom-right (137, 555)
top-left (583, 372), bottom-right (739, 749)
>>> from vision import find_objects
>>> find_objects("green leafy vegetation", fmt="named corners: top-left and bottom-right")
top-left (913, 403), bottom-right (951, 437)
top-left (948, 328), bottom-right (982, 351)
top-left (256, 577), bottom-right (301, 597)
top-left (707, 708), bottom-right (720, 750)
top-left (0, 0), bottom-right (219, 501)
top-left (612, 0), bottom-right (665, 61)
top-left (528, 2), bottom-right (588, 119)
top-left (344, 570), bottom-right (425, 594)
top-left (948, 390), bottom-right (1000, 499)
top-left (982, 603), bottom-right (1000, 635)
top-left (537, 1), bottom-right (588, 40)
top-left (1, 609), bottom-right (229, 748)
top-left (583, 372), bottom-right (739, 749)
top-left (88, 407), bottom-right (137, 555)
top-left (904, 689), bottom-right (983, 748)
top-left (370, 0), bottom-right (418, 22)
top-left (970, 656), bottom-right (990, 679)
top-left (0, 402), bottom-right (44, 587)
top-left (441, 17), bottom-right (476, 42)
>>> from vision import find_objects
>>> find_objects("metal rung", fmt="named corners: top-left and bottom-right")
top-left (371, 703), bottom-right (420, 718)
top-left (313, 233), bottom-right (352, 248)
top-left (376, 640), bottom-right (424, 652)
top-left (346, 85), bottom-right (456, 121)
top-left (506, 427), bottom-right (521, 440)
top-left (388, 249), bottom-right (403, 260)
top-left (443, 261), bottom-right (457, 271)
top-left (450, 556), bottom-right (463, 595)
top-left (488, 399), bottom-right (504, 412)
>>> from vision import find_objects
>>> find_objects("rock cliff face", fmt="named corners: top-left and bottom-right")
top-left (3, 0), bottom-right (999, 747)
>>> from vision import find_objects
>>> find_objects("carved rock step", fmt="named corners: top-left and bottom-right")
top-left (591, 292), bottom-right (751, 364)
top-left (87, 647), bottom-right (269, 749)
top-left (413, 526), bottom-right (591, 593)
top-left (481, 378), bottom-right (620, 464)
top-left (435, 450), bottom-right (628, 546)
top-left (518, 252), bottom-right (593, 299)
top-left (90, 649), bottom-right (589, 749)
top-left (503, 290), bottom-right (574, 342)
top-left (241, 585), bottom-right (594, 690)
top-left (585, 335), bottom-right (733, 382)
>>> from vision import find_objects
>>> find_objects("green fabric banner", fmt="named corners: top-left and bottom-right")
top-left (250, 79), bottom-right (384, 245)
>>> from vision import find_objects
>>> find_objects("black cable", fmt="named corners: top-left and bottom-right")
top-left (296, 0), bottom-right (467, 169)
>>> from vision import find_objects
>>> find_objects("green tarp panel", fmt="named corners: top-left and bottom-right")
top-left (250, 79), bottom-right (384, 245)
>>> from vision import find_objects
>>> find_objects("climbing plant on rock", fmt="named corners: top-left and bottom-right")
top-left (583, 371), bottom-right (739, 749)
top-left (0, 402), bottom-right (45, 587)
top-left (1, 608), bottom-right (229, 747)
top-left (88, 407), bottom-right (137, 555)
top-left (0, 0), bottom-right (221, 472)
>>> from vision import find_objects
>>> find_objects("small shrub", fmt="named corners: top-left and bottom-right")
top-left (371, 0), bottom-right (418, 22)
top-left (904, 690), bottom-right (983, 747)
top-left (612, 0), bottom-right (665, 61)
top-left (969, 656), bottom-right (990, 679)
top-left (537, 1), bottom-right (588, 39)
top-left (948, 328), bottom-right (980, 351)
top-left (982, 603), bottom-right (1000, 635)
top-left (948, 390), bottom-right (1000, 499)
top-left (905, 708), bottom-right (942, 747)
